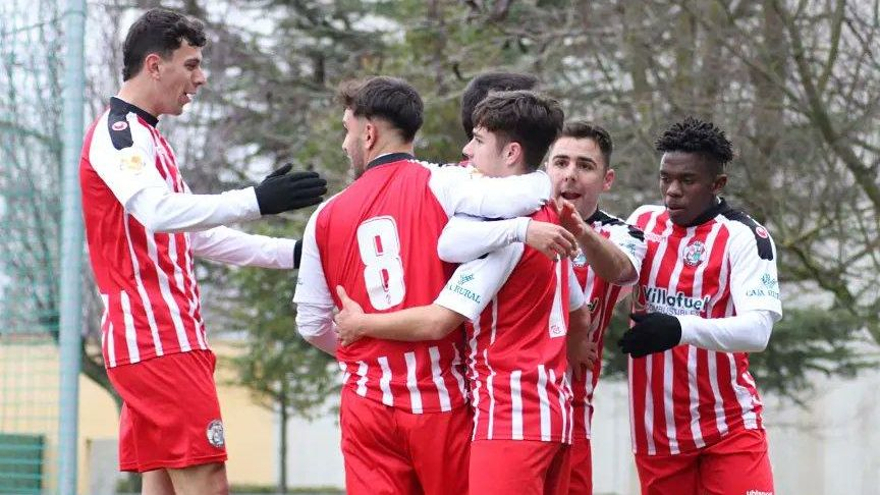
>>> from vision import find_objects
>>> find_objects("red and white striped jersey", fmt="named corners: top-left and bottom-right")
top-left (436, 205), bottom-right (584, 443)
top-left (626, 201), bottom-right (782, 456)
top-left (569, 209), bottom-right (646, 440)
top-left (294, 154), bottom-right (552, 414)
top-left (81, 98), bottom-right (207, 367)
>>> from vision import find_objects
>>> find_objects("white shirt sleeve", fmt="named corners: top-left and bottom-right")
top-left (292, 203), bottom-right (338, 355)
top-left (604, 221), bottom-right (647, 286)
top-left (678, 310), bottom-right (778, 353)
top-left (728, 224), bottom-right (783, 318)
top-left (190, 226), bottom-right (296, 269)
top-left (437, 214), bottom-right (531, 263)
top-left (427, 165), bottom-right (552, 219)
top-left (434, 243), bottom-right (525, 321)
top-left (89, 122), bottom-right (262, 233)
top-left (125, 186), bottom-right (262, 233)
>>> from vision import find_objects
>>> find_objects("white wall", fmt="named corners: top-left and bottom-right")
top-left (285, 369), bottom-right (880, 494)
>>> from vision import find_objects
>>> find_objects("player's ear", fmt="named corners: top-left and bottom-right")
top-left (505, 141), bottom-right (523, 166)
top-left (712, 174), bottom-right (727, 194)
top-left (603, 168), bottom-right (615, 192)
top-left (143, 53), bottom-right (163, 80)
top-left (364, 120), bottom-right (378, 151)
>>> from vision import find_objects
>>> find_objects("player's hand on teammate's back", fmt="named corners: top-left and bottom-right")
top-left (557, 198), bottom-right (588, 238)
top-left (618, 313), bottom-right (682, 358)
top-left (254, 163), bottom-right (328, 215)
top-left (334, 286), bottom-right (366, 346)
top-left (525, 220), bottom-right (577, 261)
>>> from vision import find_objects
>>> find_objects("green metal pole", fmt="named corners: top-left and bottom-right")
top-left (58, 0), bottom-right (87, 493)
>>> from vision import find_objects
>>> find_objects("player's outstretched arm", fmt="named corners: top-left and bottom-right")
top-left (437, 214), bottom-right (576, 263)
top-left (124, 164), bottom-right (327, 233)
top-left (559, 199), bottom-right (638, 285)
top-left (334, 287), bottom-right (464, 345)
top-left (429, 165), bottom-right (552, 219)
top-left (618, 310), bottom-right (777, 357)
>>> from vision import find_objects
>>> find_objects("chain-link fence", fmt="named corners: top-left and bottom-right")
top-left (0, 0), bottom-right (69, 492)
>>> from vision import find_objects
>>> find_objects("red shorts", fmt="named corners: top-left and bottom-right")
top-left (107, 350), bottom-right (227, 473)
top-left (568, 437), bottom-right (592, 494)
top-left (635, 428), bottom-right (774, 495)
top-left (470, 440), bottom-right (571, 495)
top-left (339, 386), bottom-right (470, 495)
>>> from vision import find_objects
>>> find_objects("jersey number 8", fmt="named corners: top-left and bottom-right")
top-left (357, 216), bottom-right (406, 310)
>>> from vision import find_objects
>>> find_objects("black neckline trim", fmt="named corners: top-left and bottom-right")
top-left (110, 97), bottom-right (159, 127)
top-left (680, 197), bottom-right (731, 227)
top-left (366, 152), bottom-right (415, 171)
top-left (584, 207), bottom-right (609, 224)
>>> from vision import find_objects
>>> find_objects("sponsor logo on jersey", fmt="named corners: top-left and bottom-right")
top-left (119, 148), bottom-right (146, 174)
top-left (549, 323), bottom-right (566, 338)
top-left (206, 419), bottom-right (225, 449)
top-left (755, 226), bottom-right (769, 239)
top-left (683, 240), bottom-right (706, 267)
top-left (642, 286), bottom-right (711, 315)
top-left (745, 273), bottom-right (780, 299)
top-left (447, 274), bottom-right (481, 305)
top-left (620, 241), bottom-right (640, 259)
top-left (111, 120), bottom-right (128, 131)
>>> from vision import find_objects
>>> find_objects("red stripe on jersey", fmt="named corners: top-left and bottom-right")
top-left (83, 109), bottom-right (208, 368)
top-left (314, 159), bottom-right (466, 414)
top-left (628, 206), bottom-right (766, 456)
top-left (468, 205), bottom-right (573, 443)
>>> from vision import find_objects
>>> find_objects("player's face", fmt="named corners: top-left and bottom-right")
top-left (156, 42), bottom-right (205, 116)
top-left (462, 127), bottom-right (509, 177)
top-left (547, 137), bottom-right (614, 218)
top-left (659, 152), bottom-right (727, 226)
top-left (342, 108), bottom-right (367, 178)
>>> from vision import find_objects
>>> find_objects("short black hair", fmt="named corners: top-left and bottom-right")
top-left (122, 8), bottom-right (207, 81)
top-left (655, 117), bottom-right (734, 174)
top-left (461, 72), bottom-right (539, 139)
top-left (472, 90), bottom-right (563, 171)
top-left (559, 120), bottom-right (614, 169)
top-left (338, 76), bottom-right (424, 143)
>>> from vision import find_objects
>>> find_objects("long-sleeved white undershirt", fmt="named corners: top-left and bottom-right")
top-left (678, 309), bottom-right (779, 353)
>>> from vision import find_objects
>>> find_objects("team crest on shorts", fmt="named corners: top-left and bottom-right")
top-left (206, 419), bottom-right (225, 449)
top-left (683, 240), bottom-right (706, 267)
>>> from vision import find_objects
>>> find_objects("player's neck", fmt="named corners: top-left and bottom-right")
top-left (579, 203), bottom-right (600, 221)
top-left (117, 80), bottom-right (162, 118)
top-left (366, 141), bottom-right (414, 163)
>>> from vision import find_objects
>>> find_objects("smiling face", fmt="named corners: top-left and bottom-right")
top-left (659, 151), bottom-right (727, 225)
top-left (547, 136), bottom-right (614, 218)
top-left (155, 42), bottom-right (205, 116)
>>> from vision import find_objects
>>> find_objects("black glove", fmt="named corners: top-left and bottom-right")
top-left (618, 313), bottom-right (682, 358)
top-left (254, 164), bottom-right (328, 215)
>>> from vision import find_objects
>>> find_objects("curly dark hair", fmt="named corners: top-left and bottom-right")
top-left (655, 117), bottom-right (733, 173)
top-left (122, 8), bottom-right (207, 81)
